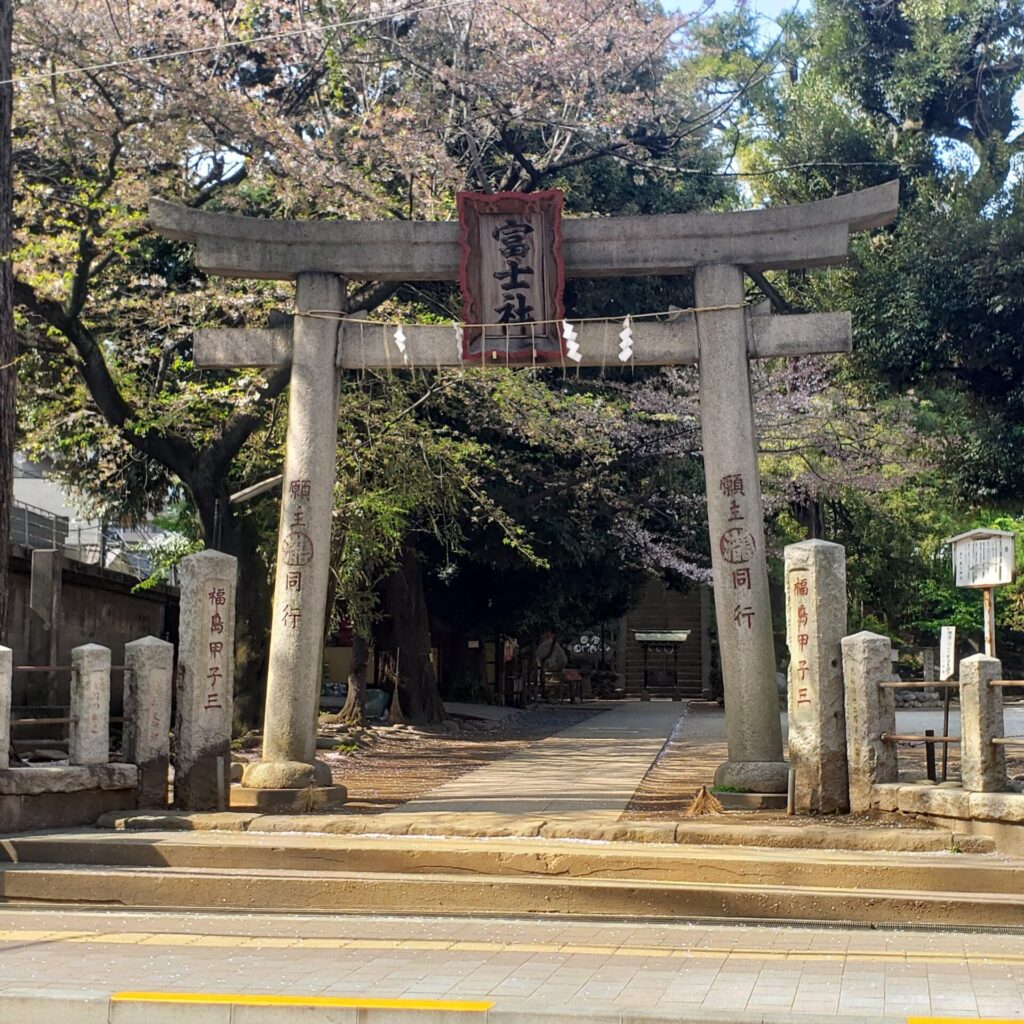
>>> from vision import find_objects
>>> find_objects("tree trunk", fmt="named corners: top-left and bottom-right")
top-left (377, 546), bottom-right (447, 724)
top-left (341, 633), bottom-right (368, 727)
top-left (0, 0), bottom-right (14, 644)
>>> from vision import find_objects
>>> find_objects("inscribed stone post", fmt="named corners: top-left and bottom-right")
top-left (785, 540), bottom-right (849, 813)
top-left (28, 548), bottom-right (61, 705)
top-left (124, 636), bottom-right (174, 808)
top-left (174, 549), bottom-right (237, 810)
top-left (0, 646), bottom-right (11, 769)
top-left (693, 263), bottom-right (787, 793)
top-left (69, 643), bottom-right (111, 766)
top-left (243, 272), bottom-right (342, 792)
top-left (841, 631), bottom-right (897, 813)
top-left (959, 653), bottom-right (1005, 793)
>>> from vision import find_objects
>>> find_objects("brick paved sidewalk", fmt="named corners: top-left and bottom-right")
top-left (2, 907), bottom-right (1023, 1021)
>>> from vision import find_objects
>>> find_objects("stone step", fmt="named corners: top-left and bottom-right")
top-left (2, 859), bottom-right (1023, 926)
top-left (89, 809), bottom-right (999, 854)
top-left (2, 829), bottom-right (1020, 899)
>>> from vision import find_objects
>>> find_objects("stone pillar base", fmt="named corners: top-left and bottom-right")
top-left (715, 759), bottom-right (789, 794)
top-left (230, 783), bottom-right (347, 813)
top-left (241, 759), bottom-right (332, 790)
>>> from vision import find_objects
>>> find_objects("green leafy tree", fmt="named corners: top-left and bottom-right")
top-left (694, 0), bottom-right (1024, 667)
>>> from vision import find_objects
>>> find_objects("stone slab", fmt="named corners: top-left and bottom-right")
top-left (870, 783), bottom-right (903, 812)
top-left (896, 784), bottom-right (972, 819)
top-left (96, 810), bottom-right (259, 832)
top-left (229, 784), bottom-right (348, 813)
top-left (715, 791), bottom-right (788, 811)
top-left (87, 811), bottom-right (996, 853)
top-left (0, 787), bottom-right (136, 834)
top-left (969, 791), bottom-right (1024, 824)
top-left (0, 763), bottom-right (137, 795)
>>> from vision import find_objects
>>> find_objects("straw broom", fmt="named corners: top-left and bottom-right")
top-left (683, 784), bottom-right (724, 817)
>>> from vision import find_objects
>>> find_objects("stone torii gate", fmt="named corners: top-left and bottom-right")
top-left (151, 181), bottom-right (898, 799)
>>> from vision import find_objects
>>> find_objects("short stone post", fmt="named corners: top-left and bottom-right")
top-left (0, 645), bottom-right (12, 769)
top-left (841, 631), bottom-right (897, 813)
top-left (28, 548), bottom-right (62, 705)
top-left (959, 653), bottom-right (1005, 793)
top-left (174, 549), bottom-right (237, 810)
top-left (124, 636), bottom-right (174, 808)
top-left (785, 540), bottom-right (849, 813)
top-left (69, 643), bottom-right (111, 765)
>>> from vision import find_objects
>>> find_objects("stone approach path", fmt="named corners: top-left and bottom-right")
top-left (2, 905), bottom-right (1024, 1022)
top-left (387, 701), bottom-right (684, 824)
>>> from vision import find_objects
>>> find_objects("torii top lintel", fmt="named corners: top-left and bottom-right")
top-left (148, 181), bottom-right (898, 283)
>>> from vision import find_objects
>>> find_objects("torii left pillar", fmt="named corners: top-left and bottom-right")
top-left (239, 273), bottom-right (347, 806)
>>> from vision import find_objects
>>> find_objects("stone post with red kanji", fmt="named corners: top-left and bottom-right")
top-left (240, 272), bottom-right (343, 798)
top-left (694, 264), bottom-right (788, 794)
top-left (173, 549), bottom-right (237, 810)
top-left (785, 539), bottom-right (850, 813)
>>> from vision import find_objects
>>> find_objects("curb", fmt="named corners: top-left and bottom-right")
top-left (0, 990), bottom-right (906, 1024)
top-left (93, 810), bottom-right (996, 855)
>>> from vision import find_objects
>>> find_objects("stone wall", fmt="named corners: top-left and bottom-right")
top-left (7, 545), bottom-right (177, 709)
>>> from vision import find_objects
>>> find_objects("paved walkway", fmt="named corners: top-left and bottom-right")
top-left (1, 906), bottom-right (1023, 1021)
top-left (389, 701), bottom-right (683, 823)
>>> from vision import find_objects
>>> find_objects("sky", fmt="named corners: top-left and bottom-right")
top-left (667, 0), bottom-right (805, 19)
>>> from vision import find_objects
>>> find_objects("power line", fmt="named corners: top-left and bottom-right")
top-left (0, 0), bottom-right (473, 87)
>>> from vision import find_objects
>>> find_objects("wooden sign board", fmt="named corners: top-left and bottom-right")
top-left (949, 529), bottom-right (1016, 588)
top-left (457, 190), bottom-right (565, 362)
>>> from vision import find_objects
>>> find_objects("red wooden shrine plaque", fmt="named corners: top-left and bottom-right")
top-left (457, 189), bottom-right (566, 362)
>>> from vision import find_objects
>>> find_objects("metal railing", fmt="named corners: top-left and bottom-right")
top-left (10, 664), bottom-right (126, 732)
top-left (878, 676), bottom-right (1024, 781)
top-left (10, 500), bottom-right (69, 550)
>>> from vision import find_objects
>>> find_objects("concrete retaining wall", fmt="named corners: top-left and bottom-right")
top-left (7, 546), bottom-right (177, 709)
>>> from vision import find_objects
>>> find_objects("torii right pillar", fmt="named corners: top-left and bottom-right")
top-left (694, 264), bottom-right (786, 793)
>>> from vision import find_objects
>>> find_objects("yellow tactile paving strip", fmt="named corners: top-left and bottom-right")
top-left (1, 928), bottom-right (1023, 967)
top-left (112, 992), bottom-right (492, 1012)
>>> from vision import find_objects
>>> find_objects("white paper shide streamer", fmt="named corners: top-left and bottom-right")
top-left (562, 320), bottom-right (581, 363)
top-left (618, 316), bottom-right (633, 362)
top-left (393, 323), bottom-right (409, 365)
